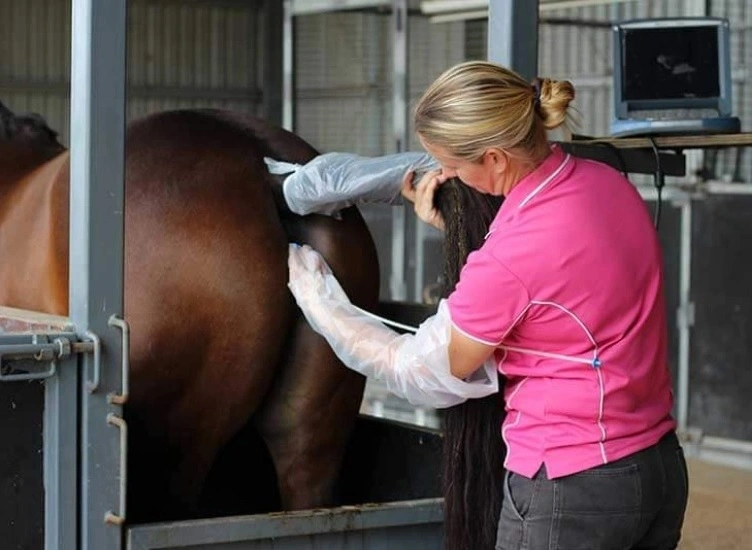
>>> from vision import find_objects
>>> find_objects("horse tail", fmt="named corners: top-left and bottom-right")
top-left (435, 181), bottom-right (505, 550)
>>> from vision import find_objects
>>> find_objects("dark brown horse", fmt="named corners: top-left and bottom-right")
top-left (0, 102), bottom-right (380, 524)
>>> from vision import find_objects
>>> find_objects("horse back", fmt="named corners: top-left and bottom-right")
top-left (0, 151), bottom-right (69, 314)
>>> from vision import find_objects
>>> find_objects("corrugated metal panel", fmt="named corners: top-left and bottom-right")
top-left (464, 19), bottom-right (487, 60)
top-left (0, 0), bottom-right (71, 144)
top-left (0, 0), bottom-right (262, 145)
top-left (294, 12), bottom-right (464, 156)
top-left (405, 17), bottom-right (466, 151)
top-left (710, 0), bottom-right (752, 183)
top-left (126, 1), bottom-right (262, 124)
top-left (294, 12), bottom-right (387, 155)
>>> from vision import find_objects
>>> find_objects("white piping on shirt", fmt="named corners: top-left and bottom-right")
top-left (499, 299), bottom-right (608, 465)
top-left (501, 373), bottom-right (527, 470)
top-left (482, 153), bottom-right (572, 241)
top-left (518, 153), bottom-right (572, 208)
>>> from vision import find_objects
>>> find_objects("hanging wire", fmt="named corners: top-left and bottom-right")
top-left (647, 136), bottom-right (665, 229)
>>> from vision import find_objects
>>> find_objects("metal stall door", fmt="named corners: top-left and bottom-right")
top-left (0, 311), bottom-right (80, 550)
top-left (126, 415), bottom-right (445, 549)
top-left (126, 499), bottom-right (444, 550)
top-left (0, 1), bottom-right (128, 545)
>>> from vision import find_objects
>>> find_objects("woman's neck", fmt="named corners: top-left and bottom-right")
top-left (499, 144), bottom-right (552, 196)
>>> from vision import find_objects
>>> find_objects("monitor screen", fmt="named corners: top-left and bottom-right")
top-left (621, 26), bottom-right (720, 101)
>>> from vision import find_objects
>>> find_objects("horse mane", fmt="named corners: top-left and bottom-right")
top-left (13, 113), bottom-right (64, 149)
top-left (434, 180), bottom-right (505, 550)
top-left (0, 101), bottom-right (66, 166)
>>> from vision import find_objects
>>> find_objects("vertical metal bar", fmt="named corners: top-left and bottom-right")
top-left (677, 199), bottom-right (693, 434)
top-left (487, 0), bottom-right (539, 80)
top-left (391, 0), bottom-right (408, 301)
top-left (282, 0), bottom-right (295, 131)
top-left (69, 1), bottom-right (127, 548)
top-left (44, 355), bottom-right (79, 550)
top-left (683, 0), bottom-right (707, 181)
top-left (263, 0), bottom-right (284, 125)
top-left (685, 0), bottom-right (707, 16)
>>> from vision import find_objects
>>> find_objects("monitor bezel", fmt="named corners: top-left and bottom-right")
top-left (612, 17), bottom-right (733, 118)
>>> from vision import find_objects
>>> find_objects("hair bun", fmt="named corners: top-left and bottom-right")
top-left (535, 78), bottom-right (576, 130)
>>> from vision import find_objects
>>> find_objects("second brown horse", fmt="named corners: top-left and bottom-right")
top-left (0, 103), bottom-right (380, 523)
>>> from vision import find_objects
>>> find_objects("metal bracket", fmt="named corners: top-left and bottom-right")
top-left (84, 331), bottom-right (103, 392)
top-left (104, 413), bottom-right (127, 526)
top-left (107, 315), bottom-right (130, 405)
top-left (0, 334), bottom-right (94, 382)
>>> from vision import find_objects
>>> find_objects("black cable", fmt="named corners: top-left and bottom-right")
top-left (647, 136), bottom-right (664, 230)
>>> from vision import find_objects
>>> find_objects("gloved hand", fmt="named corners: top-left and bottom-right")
top-left (287, 244), bottom-right (499, 408)
top-left (265, 152), bottom-right (438, 216)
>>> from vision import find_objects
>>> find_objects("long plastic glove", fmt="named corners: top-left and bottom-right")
top-left (287, 244), bottom-right (499, 409)
top-left (265, 151), bottom-right (438, 216)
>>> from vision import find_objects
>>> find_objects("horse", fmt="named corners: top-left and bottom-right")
top-left (0, 101), bottom-right (380, 524)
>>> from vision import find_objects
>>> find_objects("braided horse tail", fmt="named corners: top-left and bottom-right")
top-left (434, 180), bottom-right (505, 550)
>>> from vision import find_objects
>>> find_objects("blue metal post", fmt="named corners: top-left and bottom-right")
top-left (488, 0), bottom-right (539, 79)
top-left (391, 0), bottom-right (409, 301)
top-left (69, 1), bottom-right (127, 548)
top-left (44, 350), bottom-right (79, 550)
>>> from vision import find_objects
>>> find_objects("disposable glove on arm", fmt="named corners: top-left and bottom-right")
top-left (287, 244), bottom-right (499, 409)
top-left (265, 151), bottom-right (437, 216)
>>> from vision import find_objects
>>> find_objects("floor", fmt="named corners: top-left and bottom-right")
top-left (680, 458), bottom-right (752, 549)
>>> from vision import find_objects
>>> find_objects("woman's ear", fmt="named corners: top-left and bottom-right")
top-left (483, 147), bottom-right (509, 176)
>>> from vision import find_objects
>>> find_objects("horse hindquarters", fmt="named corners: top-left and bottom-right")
top-left (254, 208), bottom-right (380, 510)
top-left (122, 109), bottom-right (379, 520)
top-left (123, 116), bottom-right (297, 521)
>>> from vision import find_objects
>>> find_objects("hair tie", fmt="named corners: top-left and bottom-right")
top-left (532, 78), bottom-right (542, 109)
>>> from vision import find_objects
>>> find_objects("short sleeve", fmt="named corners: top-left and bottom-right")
top-left (447, 247), bottom-right (531, 346)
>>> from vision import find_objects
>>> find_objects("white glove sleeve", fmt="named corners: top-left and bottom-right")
top-left (265, 152), bottom-right (438, 216)
top-left (287, 244), bottom-right (499, 409)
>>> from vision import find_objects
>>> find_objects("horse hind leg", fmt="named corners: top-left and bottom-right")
top-left (254, 212), bottom-right (379, 511)
top-left (254, 318), bottom-right (366, 510)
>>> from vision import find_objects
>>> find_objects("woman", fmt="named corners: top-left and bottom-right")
top-left (288, 61), bottom-right (688, 549)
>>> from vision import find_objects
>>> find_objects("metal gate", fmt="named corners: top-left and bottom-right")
top-left (0, 1), bottom-right (129, 548)
top-left (125, 415), bottom-right (445, 549)
top-left (0, 309), bottom-right (79, 549)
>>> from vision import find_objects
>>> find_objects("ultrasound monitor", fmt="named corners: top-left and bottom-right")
top-left (610, 17), bottom-right (740, 137)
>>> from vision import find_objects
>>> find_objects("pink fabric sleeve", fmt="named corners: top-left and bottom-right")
top-left (447, 247), bottom-right (531, 346)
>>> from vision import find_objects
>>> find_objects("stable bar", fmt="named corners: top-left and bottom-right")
top-left (69, 1), bottom-right (127, 549)
top-left (128, 498), bottom-right (444, 548)
top-left (488, 0), bottom-right (539, 80)
top-left (44, 352), bottom-right (79, 550)
top-left (291, 0), bottom-right (390, 15)
top-left (676, 200), bottom-right (693, 435)
top-left (262, 0), bottom-right (285, 126)
top-left (560, 142), bottom-right (686, 177)
top-left (577, 132), bottom-right (752, 150)
top-left (282, 0), bottom-right (294, 130)
top-left (391, 0), bottom-right (409, 301)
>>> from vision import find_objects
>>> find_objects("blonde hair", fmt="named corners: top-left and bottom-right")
top-left (414, 61), bottom-right (576, 163)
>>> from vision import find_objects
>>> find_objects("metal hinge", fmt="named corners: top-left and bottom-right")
top-left (676, 302), bottom-right (696, 329)
top-left (0, 334), bottom-right (95, 382)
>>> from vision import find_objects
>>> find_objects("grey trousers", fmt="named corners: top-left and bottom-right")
top-left (495, 432), bottom-right (688, 550)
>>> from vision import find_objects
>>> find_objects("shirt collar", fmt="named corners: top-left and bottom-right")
top-left (500, 144), bottom-right (570, 212)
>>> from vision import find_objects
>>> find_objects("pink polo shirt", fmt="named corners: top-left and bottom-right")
top-left (447, 145), bottom-right (676, 479)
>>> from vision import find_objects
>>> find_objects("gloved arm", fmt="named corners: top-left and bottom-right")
top-left (265, 152), bottom-right (438, 216)
top-left (287, 244), bottom-right (499, 409)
